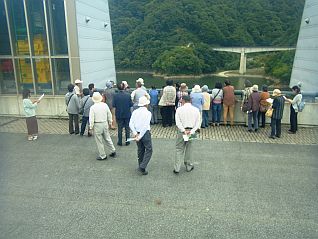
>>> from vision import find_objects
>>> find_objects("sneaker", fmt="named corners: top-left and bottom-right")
top-left (125, 142), bottom-right (130, 146)
top-left (173, 170), bottom-right (179, 175)
top-left (32, 135), bottom-right (38, 140)
top-left (109, 152), bottom-right (116, 157)
top-left (96, 156), bottom-right (107, 160)
top-left (137, 168), bottom-right (148, 175)
top-left (269, 135), bottom-right (276, 139)
top-left (28, 136), bottom-right (33, 141)
top-left (186, 165), bottom-right (194, 172)
top-left (117, 143), bottom-right (123, 146)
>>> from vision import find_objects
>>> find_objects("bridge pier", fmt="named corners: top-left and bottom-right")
top-left (239, 51), bottom-right (247, 74)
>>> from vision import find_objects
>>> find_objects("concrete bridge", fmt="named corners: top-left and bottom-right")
top-left (213, 47), bottom-right (295, 74)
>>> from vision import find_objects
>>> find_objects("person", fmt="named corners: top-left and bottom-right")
top-left (201, 85), bottom-right (210, 128)
top-left (174, 95), bottom-right (200, 174)
top-left (247, 85), bottom-right (260, 132)
top-left (80, 88), bottom-right (94, 136)
top-left (104, 81), bottom-right (117, 129)
top-left (210, 82), bottom-right (223, 126)
top-left (88, 83), bottom-right (95, 96)
top-left (284, 85), bottom-right (302, 134)
top-left (129, 96), bottom-right (152, 175)
top-left (89, 92), bottom-right (116, 160)
top-left (190, 85), bottom-right (204, 128)
top-left (269, 89), bottom-right (285, 139)
top-left (176, 83), bottom-right (189, 108)
top-left (258, 85), bottom-right (270, 128)
top-left (149, 86), bottom-right (159, 124)
top-left (137, 77), bottom-right (147, 90)
top-left (22, 89), bottom-right (40, 141)
top-left (113, 83), bottom-right (133, 146)
top-left (223, 80), bottom-right (236, 126)
top-left (241, 80), bottom-right (253, 126)
top-left (65, 84), bottom-right (80, 135)
top-left (131, 79), bottom-right (149, 110)
top-left (74, 79), bottom-right (83, 96)
top-left (159, 80), bottom-right (176, 127)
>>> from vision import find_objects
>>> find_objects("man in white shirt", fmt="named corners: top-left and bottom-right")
top-left (89, 92), bottom-right (116, 160)
top-left (129, 96), bottom-right (152, 175)
top-left (174, 95), bottom-right (200, 174)
top-left (74, 79), bottom-right (83, 96)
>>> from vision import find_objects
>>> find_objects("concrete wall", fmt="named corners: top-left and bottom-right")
top-left (1, 96), bottom-right (317, 126)
top-left (75, 0), bottom-right (116, 89)
top-left (290, 0), bottom-right (318, 92)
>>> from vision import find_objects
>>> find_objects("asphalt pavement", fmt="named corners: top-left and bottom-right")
top-left (0, 132), bottom-right (317, 239)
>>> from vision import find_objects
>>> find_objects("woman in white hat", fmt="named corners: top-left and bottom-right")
top-left (190, 85), bottom-right (204, 127)
top-left (269, 89), bottom-right (285, 139)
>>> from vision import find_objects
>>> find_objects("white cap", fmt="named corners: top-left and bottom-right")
top-left (75, 79), bottom-right (83, 84)
top-left (138, 96), bottom-right (150, 106)
top-left (136, 78), bottom-right (144, 85)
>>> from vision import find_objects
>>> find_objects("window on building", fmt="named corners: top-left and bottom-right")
top-left (26, 0), bottom-right (48, 56)
top-left (52, 58), bottom-right (70, 95)
top-left (47, 0), bottom-right (68, 55)
top-left (34, 58), bottom-right (52, 94)
top-left (15, 58), bottom-right (34, 93)
top-left (0, 0), bottom-right (11, 55)
top-left (7, 0), bottom-right (30, 55)
top-left (0, 59), bottom-right (16, 94)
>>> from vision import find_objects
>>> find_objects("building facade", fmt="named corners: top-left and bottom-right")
top-left (0, 0), bottom-right (116, 116)
top-left (290, 0), bottom-right (318, 93)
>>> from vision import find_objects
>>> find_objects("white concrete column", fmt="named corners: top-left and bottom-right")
top-left (239, 48), bottom-right (247, 74)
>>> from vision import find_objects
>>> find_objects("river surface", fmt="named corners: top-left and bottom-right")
top-left (116, 72), bottom-right (275, 91)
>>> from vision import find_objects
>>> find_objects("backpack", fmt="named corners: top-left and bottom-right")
top-left (298, 100), bottom-right (305, 112)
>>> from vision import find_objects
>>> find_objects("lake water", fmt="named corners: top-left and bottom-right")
top-left (116, 72), bottom-right (275, 91)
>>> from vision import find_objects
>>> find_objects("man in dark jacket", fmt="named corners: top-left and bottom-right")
top-left (247, 85), bottom-right (261, 132)
top-left (270, 89), bottom-right (285, 139)
top-left (113, 82), bottom-right (133, 146)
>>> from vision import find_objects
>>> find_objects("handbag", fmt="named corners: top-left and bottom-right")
top-left (241, 100), bottom-right (249, 112)
top-left (265, 108), bottom-right (273, 118)
top-left (259, 104), bottom-right (269, 113)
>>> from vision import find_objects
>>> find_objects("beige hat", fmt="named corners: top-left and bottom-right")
top-left (92, 92), bottom-right (103, 103)
top-left (272, 89), bottom-right (282, 97)
top-left (138, 96), bottom-right (150, 106)
top-left (136, 78), bottom-right (144, 85)
top-left (180, 83), bottom-right (188, 91)
top-left (74, 79), bottom-right (83, 84)
top-left (252, 84), bottom-right (259, 92)
top-left (192, 85), bottom-right (201, 93)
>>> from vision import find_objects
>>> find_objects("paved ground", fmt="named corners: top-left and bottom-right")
top-left (0, 117), bottom-right (317, 238)
top-left (0, 116), bottom-right (318, 145)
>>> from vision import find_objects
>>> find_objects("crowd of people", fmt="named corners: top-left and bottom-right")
top-left (22, 78), bottom-right (303, 175)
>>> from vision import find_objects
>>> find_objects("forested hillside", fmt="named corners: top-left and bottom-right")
top-left (109, 0), bottom-right (304, 76)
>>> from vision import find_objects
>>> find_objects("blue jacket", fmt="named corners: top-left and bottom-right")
top-left (113, 90), bottom-right (133, 119)
top-left (190, 92), bottom-right (204, 111)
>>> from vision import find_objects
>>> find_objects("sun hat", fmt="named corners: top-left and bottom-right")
top-left (74, 79), bottom-right (83, 84)
top-left (92, 92), bottom-right (103, 103)
top-left (201, 85), bottom-right (209, 92)
top-left (136, 78), bottom-right (144, 85)
top-left (105, 81), bottom-right (113, 88)
top-left (122, 81), bottom-right (128, 88)
top-left (138, 96), bottom-right (150, 106)
top-left (192, 85), bottom-right (201, 93)
top-left (272, 89), bottom-right (282, 97)
top-left (180, 83), bottom-right (188, 91)
top-left (252, 84), bottom-right (259, 92)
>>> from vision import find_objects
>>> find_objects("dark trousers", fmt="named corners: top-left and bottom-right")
top-left (258, 111), bottom-right (266, 128)
top-left (117, 118), bottom-right (130, 144)
top-left (270, 118), bottom-right (282, 137)
top-left (69, 113), bottom-right (79, 134)
top-left (161, 106), bottom-right (174, 126)
top-left (137, 130), bottom-right (153, 170)
top-left (202, 110), bottom-right (209, 127)
top-left (290, 105), bottom-right (298, 132)
top-left (80, 116), bottom-right (89, 135)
